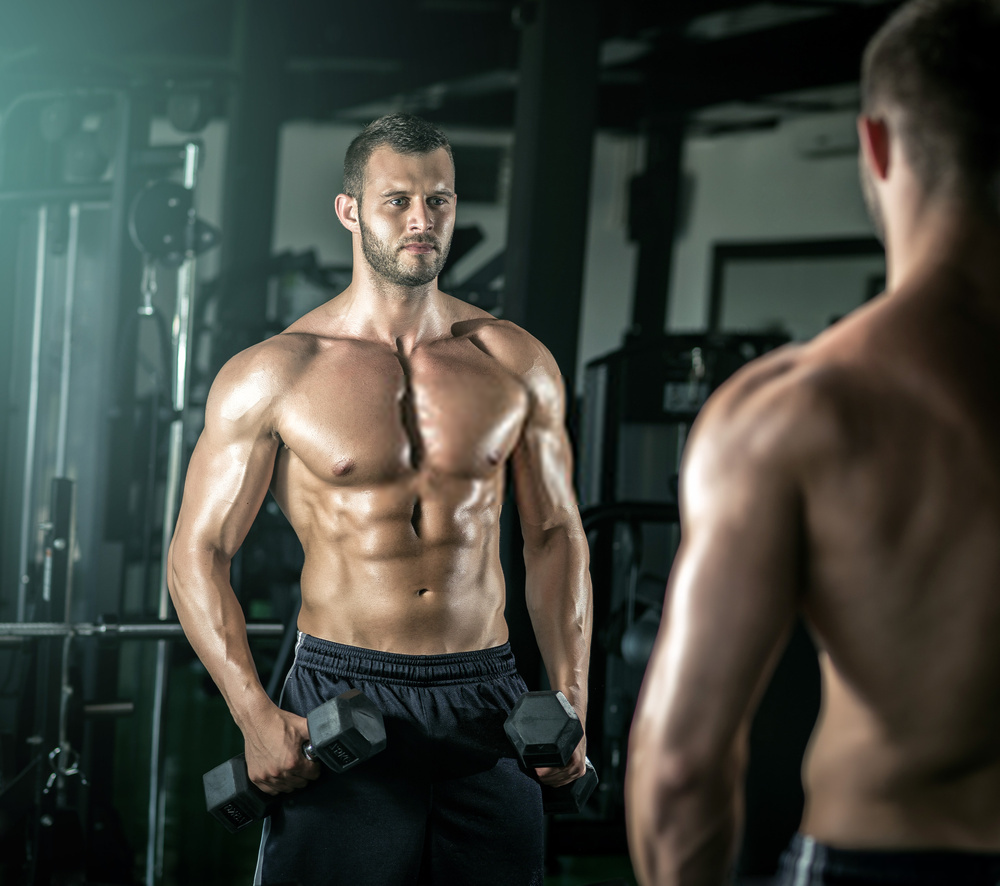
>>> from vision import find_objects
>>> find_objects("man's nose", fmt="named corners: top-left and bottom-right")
top-left (408, 202), bottom-right (433, 232)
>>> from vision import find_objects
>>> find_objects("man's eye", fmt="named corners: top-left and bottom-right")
top-left (389, 197), bottom-right (407, 206)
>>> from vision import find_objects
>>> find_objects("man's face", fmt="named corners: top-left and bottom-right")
top-left (357, 146), bottom-right (456, 287)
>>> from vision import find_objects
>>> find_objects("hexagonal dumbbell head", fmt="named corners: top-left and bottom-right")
top-left (504, 690), bottom-right (584, 768)
top-left (542, 758), bottom-right (599, 815)
top-left (203, 753), bottom-right (274, 833)
top-left (306, 689), bottom-right (387, 773)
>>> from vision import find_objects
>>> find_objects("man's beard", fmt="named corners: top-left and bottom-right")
top-left (359, 215), bottom-right (451, 287)
top-left (859, 152), bottom-right (886, 245)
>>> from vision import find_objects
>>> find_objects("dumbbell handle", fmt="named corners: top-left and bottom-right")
top-left (205, 689), bottom-right (385, 833)
top-left (541, 757), bottom-right (598, 815)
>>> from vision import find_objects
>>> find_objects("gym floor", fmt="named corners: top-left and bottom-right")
top-left (545, 854), bottom-right (638, 885)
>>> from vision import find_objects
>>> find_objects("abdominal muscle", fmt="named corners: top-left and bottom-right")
top-left (273, 472), bottom-right (511, 655)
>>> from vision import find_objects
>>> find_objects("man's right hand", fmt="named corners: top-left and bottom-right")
top-left (245, 707), bottom-right (321, 795)
top-left (534, 734), bottom-right (587, 788)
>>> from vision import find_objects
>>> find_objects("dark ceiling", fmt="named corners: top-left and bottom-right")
top-left (0, 0), bottom-right (904, 133)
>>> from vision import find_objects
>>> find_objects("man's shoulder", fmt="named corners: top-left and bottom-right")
top-left (692, 339), bottom-right (866, 474)
top-left (215, 330), bottom-right (320, 386)
top-left (206, 331), bottom-right (330, 424)
top-left (449, 314), bottom-right (556, 375)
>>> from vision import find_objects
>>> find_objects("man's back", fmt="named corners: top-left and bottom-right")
top-left (790, 271), bottom-right (1000, 848)
top-left (625, 4), bottom-right (1000, 882)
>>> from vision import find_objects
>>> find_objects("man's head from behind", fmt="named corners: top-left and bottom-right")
top-left (343, 113), bottom-right (454, 205)
top-left (861, 0), bottom-right (1000, 219)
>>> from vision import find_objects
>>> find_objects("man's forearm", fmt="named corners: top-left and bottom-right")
top-left (627, 708), bottom-right (745, 886)
top-left (523, 527), bottom-right (593, 720)
top-left (630, 796), bottom-right (741, 886)
top-left (167, 547), bottom-right (274, 731)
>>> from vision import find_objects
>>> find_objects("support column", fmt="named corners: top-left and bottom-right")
top-left (213, 0), bottom-right (287, 371)
top-left (502, 0), bottom-right (600, 390)
top-left (627, 109), bottom-right (686, 342)
top-left (500, 0), bottom-right (599, 688)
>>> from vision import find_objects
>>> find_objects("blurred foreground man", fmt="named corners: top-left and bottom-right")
top-left (168, 113), bottom-right (592, 886)
top-left (626, 2), bottom-right (1000, 883)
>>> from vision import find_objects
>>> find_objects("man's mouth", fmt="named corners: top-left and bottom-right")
top-left (401, 241), bottom-right (436, 254)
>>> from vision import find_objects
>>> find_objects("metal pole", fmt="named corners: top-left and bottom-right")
top-left (56, 631), bottom-right (74, 803)
top-left (17, 205), bottom-right (48, 622)
top-left (172, 142), bottom-right (199, 417)
top-left (55, 203), bottom-right (80, 478)
top-left (148, 140), bottom-right (201, 886)
top-left (52, 204), bottom-right (81, 808)
top-left (158, 142), bottom-right (200, 614)
top-left (157, 421), bottom-right (185, 620)
top-left (146, 638), bottom-right (168, 886)
top-left (0, 621), bottom-right (283, 639)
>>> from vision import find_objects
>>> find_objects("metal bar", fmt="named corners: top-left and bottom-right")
top-left (146, 141), bottom-right (204, 885)
top-left (0, 622), bottom-right (284, 638)
top-left (17, 205), bottom-right (48, 622)
top-left (160, 142), bottom-right (202, 607)
top-left (580, 501), bottom-right (681, 532)
top-left (56, 632), bottom-right (74, 802)
top-left (55, 204), bottom-right (80, 476)
top-left (157, 419), bottom-right (184, 618)
top-left (82, 702), bottom-right (135, 716)
top-left (172, 142), bottom-right (200, 416)
top-left (131, 144), bottom-right (203, 170)
top-left (48, 478), bottom-right (75, 620)
top-left (148, 139), bottom-right (201, 886)
top-left (146, 638), bottom-right (168, 886)
top-left (0, 187), bottom-right (112, 205)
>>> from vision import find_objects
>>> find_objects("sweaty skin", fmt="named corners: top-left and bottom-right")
top-left (167, 146), bottom-right (592, 797)
top-left (626, 114), bottom-right (1000, 884)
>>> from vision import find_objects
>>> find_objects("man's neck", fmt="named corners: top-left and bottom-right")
top-left (337, 272), bottom-right (449, 353)
top-left (885, 196), bottom-right (1000, 300)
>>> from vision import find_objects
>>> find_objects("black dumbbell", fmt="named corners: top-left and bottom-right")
top-left (204, 689), bottom-right (386, 833)
top-left (503, 690), bottom-right (599, 814)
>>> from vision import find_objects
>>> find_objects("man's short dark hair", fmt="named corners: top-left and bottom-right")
top-left (342, 113), bottom-right (453, 201)
top-left (861, 0), bottom-right (1000, 212)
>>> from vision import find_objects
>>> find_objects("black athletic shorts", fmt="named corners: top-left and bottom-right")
top-left (774, 833), bottom-right (1000, 885)
top-left (253, 634), bottom-right (544, 886)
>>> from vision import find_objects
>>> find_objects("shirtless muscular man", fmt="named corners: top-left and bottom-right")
top-left (168, 114), bottom-right (593, 886)
top-left (626, 1), bottom-right (1000, 884)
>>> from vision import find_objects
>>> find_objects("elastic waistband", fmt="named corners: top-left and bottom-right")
top-left (789, 834), bottom-right (1000, 881)
top-left (292, 633), bottom-right (519, 686)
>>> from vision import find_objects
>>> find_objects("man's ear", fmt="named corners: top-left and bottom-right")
top-left (857, 114), bottom-right (891, 182)
top-left (335, 193), bottom-right (360, 233)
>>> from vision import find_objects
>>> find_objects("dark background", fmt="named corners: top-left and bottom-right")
top-left (0, 2), bottom-right (898, 884)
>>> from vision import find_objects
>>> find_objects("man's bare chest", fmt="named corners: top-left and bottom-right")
top-left (275, 344), bottom-right (529, 484)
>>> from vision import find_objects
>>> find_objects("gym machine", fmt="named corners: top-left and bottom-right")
top-left (571, 331), bottom-right (821, 875)
top-left (564, 332), bottom-right (789, 851)
top-left (0, 85), bottom-right (231, 885)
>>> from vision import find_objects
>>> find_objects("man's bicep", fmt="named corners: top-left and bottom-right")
top-left (173, 402), bottom-right (279, 561)
top-left (512, 419), bottom-right (580, 531)
top-left (648, 430), bottom-right (802, 757)
top-left (505, 348), bottom-right (577, 523)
